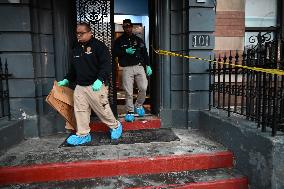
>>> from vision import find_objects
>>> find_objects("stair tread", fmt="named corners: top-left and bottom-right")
top-left (2, 168), bottom-right (247, 189)
top-left (0, 129), bottom-right (227, 167)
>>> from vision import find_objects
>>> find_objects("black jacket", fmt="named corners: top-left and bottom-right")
top-left (65, 38), bottom-right (111, 86)
top-left (113, 33), bottom-right (149, 67)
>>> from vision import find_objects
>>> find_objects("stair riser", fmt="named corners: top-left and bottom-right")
top-left (0, 152), bottom-right (233, 186)
top-left (90, 119), bottom-right (161, 132)
top-left (128, 177), bottom-right (248, 189)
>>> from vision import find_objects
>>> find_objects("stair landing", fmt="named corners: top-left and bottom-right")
top-left (0, 129), bottom-right (228, 167)
top-left (0, 127), bottom-right (247, 188)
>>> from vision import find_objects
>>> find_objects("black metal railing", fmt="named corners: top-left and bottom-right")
top-left (209, 32), bottom-right (284, 136)
top-left (0, 57), bottom-right (11, 120)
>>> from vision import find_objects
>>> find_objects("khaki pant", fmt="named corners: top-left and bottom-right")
top-left (122, 65), bottom-right (148, 112)
top-left (74, 84), bottom-right (118, 136)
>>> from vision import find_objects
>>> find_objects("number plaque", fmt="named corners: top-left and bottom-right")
top-left (192, 35), bottom-right (210, 47)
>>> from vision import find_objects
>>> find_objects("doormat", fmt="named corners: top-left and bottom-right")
top-left (60, 128), bottom-right (180, 147)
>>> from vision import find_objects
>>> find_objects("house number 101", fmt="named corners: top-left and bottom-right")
top-left (192, 35), bottom-right (210, 47)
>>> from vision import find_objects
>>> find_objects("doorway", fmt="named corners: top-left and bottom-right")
top-left (113, 17), bottom-right (151, 117)
top-left (74, 0), bottom-right (154, 117)
top-left (114, 0), bottom-right (152, 117)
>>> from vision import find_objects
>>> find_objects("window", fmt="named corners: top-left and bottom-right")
top-left (245, 0), bottom-right (277, 47)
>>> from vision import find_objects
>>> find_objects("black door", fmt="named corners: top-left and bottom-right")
top-left (76, 0), bottom-right (117, 115)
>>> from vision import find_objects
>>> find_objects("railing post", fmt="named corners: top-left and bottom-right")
top-left (280, 75), bottom-right (284, 131)
top-left (0, 58), bottom-right (4, 118)
top-left (228, 51), bottom-right (232, 117)
top-left (209, 55), bottom-right (212, 111)
top-left (5, 59), bottom-right (11, 121)
top-left (262, 72), bottom-right (268, 132)
top-left (234, 51), bottom-right (239, 113)
top-left (222, 55), bottom-right (227, 110)
top-left (241, 50), bottom-right (246, 115)
top-left (246, 49), bottom-right (251, 120)
top-left (212, 56), bottom-right (216, 108)
top-left (271, 74), bottom-right (278, 136)
top-left (217, 55), bottom-right (221, 108)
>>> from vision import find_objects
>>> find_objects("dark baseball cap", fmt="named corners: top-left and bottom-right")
top-left (123, 19), bottom-right (133, 27)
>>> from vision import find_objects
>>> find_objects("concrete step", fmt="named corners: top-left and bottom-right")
top-left (0, 129), bottom-right (237, 186)
top-left (2, 168), bottom-right (248, 189)
top-left (0, 151), bottom-right (233, 186)
top-left (89, 116), bottom-right (161, 132)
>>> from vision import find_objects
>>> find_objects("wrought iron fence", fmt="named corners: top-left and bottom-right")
top-left (209, 32), bottom-right (284, 136)
top-left (0, 57), bottom-right (11, 120)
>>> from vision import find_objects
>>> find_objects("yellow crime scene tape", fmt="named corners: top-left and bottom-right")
top-left (153, 49), bottom-right (284, 76)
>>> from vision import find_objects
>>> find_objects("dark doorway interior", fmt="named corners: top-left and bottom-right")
top-left (63, 0), bottom-right (156, 118)
top-left (114, 0), bottom-right (153, 117)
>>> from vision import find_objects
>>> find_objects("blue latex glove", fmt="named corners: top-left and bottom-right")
top-left (92, 79), bottom-right (103, 91)
top-left (58, 79), bottom-right (69, 86)
top-left (125, 47), bottom-right (136, 54)
top-left (146, 66), bottom-right (152, 76)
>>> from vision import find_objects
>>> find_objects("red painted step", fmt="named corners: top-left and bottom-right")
top-left (90, 116), bottom-right (161, 132)
top-left (4, 168), bottom-right (249, 188)
top-left (129, 177), bottom-right (248, 189)
top-left (0, 151), bottom-right (233, 186)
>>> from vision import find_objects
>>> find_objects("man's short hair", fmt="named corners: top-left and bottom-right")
top-left (77, 22), bottom-right (91, 31)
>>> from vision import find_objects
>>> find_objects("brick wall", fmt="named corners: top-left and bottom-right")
top-left (214, 0), bottom-right (245, 57)
top-left (215, 11), bottom-right (245, 37)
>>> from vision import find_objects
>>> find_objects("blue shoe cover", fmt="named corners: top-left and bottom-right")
top-left (66, 134), bottom-right (91, 146)
top-left (125, 112), bottom-right (135, 122)
top-left (110, 121), bottom-right (123, 140)
top-left (135, 106), bottom-right (145, 117)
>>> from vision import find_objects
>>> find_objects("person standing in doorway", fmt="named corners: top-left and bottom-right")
top-left (58, 22), bottom-right (122, 146)
top-left (113, 19), bottom-right (152, 122)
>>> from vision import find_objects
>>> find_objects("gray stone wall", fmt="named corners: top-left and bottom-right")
top-left (199, 110), bottom-right (284, 189)
top-left (0, 119), bottom-right (24, 154)
top-left (0, 1), bottom-right (38, 137)
top-left (29, 0), bottom-right (57, 137)
top-left (158, 0), bottom-right (215, 128)
top-left (0, 0), bottom-right (67, 138)
top-left (186, 1), bottom-right (215, 128)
